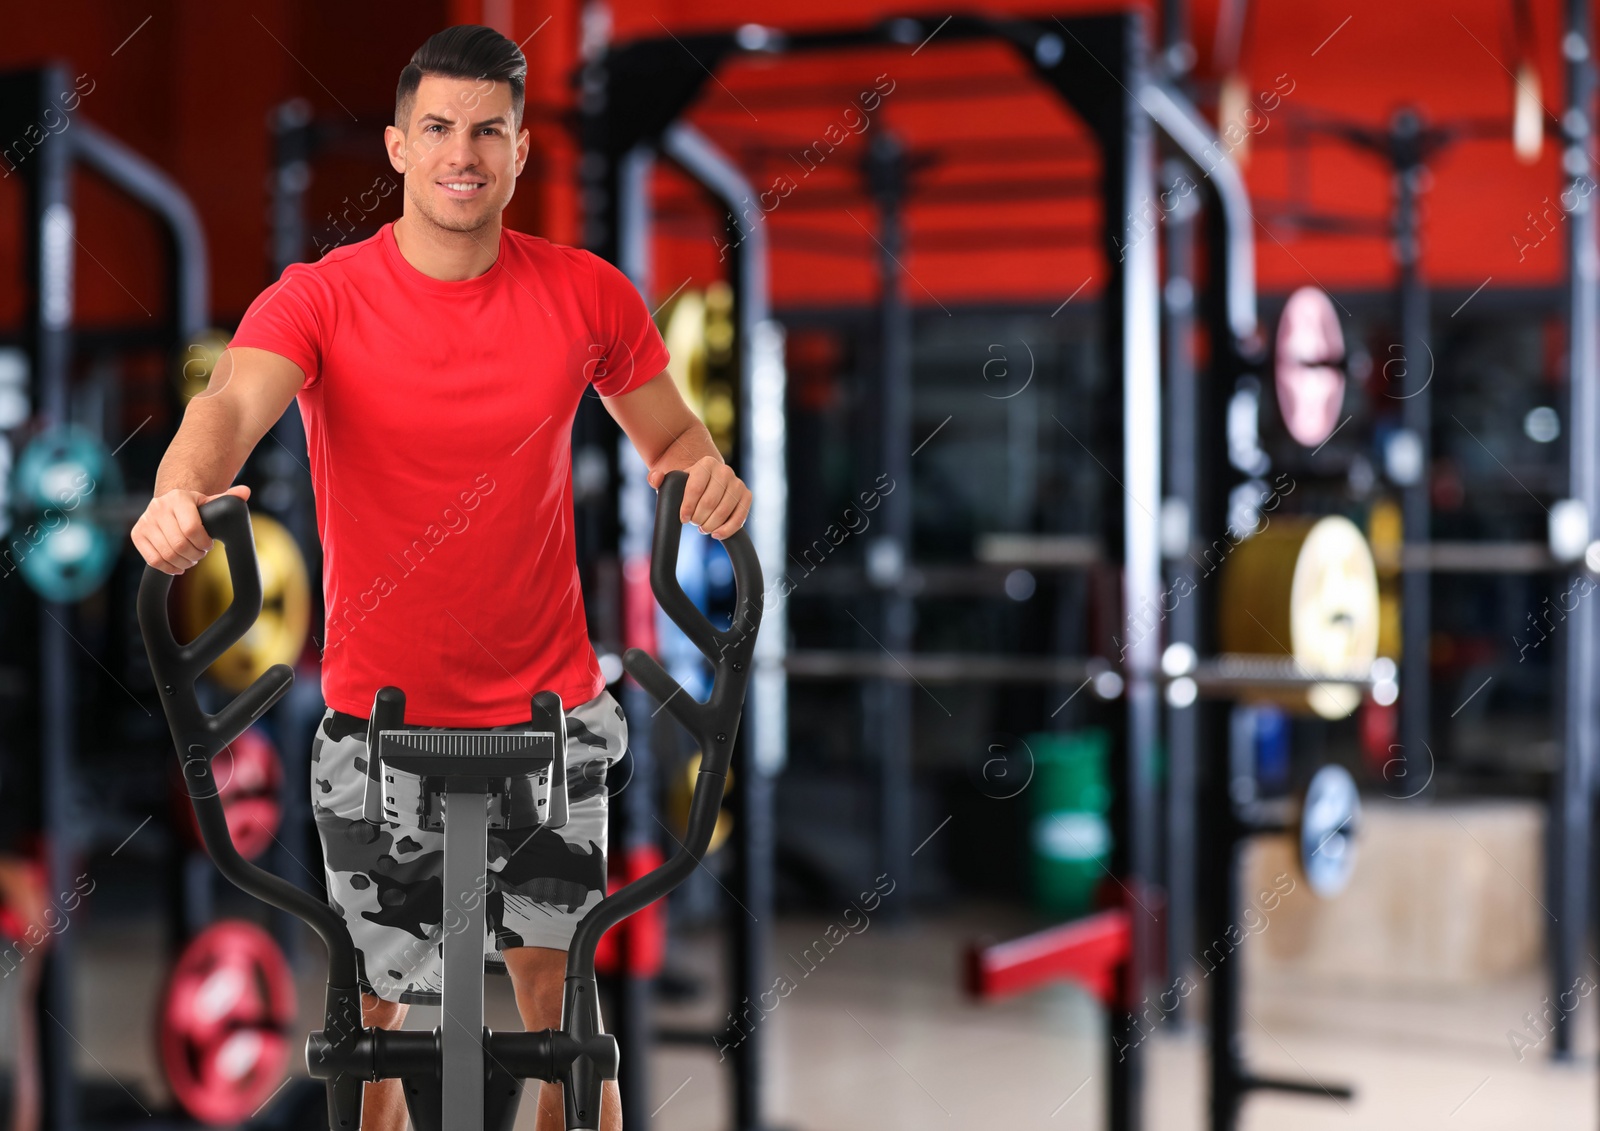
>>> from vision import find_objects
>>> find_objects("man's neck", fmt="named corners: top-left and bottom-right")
top-left (393, 214), bottom-right (502, 281)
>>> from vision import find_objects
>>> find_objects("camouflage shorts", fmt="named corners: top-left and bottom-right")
top-left (310, 688), bottom-right (627, 1005)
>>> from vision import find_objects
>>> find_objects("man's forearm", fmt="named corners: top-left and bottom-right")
top-left (636, 412), bottom-right (751, 538)
top-left (646, 419), bottom-right (722, 478)
top-left (153, 396), bottom-right (249, 496)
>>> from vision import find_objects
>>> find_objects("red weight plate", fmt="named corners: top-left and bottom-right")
top-left (158, 919), bottom-right (297, 1125)
top-left (595, 842), bottom-right (667, 977)
top-left (1359, 697), bottom-right (1399, 771)
top-left (0, 855), bottom-right (44, 943)
top-left (171, 728), bottom-right (285, 862)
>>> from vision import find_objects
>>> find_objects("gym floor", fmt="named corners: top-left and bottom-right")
top-left (52, 898), bottom-right (1597, 1131)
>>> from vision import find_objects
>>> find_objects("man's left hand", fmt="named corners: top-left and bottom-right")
top-left (649, 456), bottom-right (751, 540)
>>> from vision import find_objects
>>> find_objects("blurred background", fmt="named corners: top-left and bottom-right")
top-left (0, 0), bottom-right (1596, 1128)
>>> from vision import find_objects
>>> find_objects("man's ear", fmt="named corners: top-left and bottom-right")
top-left (384, 125), bottom-right (408, 177)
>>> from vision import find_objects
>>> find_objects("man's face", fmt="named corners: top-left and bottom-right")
top-left (386, 73), bottom-right (527, 235)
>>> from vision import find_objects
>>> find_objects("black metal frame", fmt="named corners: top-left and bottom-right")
top-left (1144, 68), bottom-right (1367, 1131)
top-left (1229, 40), bottom-right (1600, 1062)
top-left (0, 63), bottom-right (224, 1131)
top-left (1195, 704), bottom-right (1358, 1128)
top-left (600, 119), bottom-right (791, 1130)
top-left (577, 12), bottom-right (1171, 1129)
top-left (1561, 0), bottom-right (1599, 1077)
top-left (137, 473), bottom-right (763, 1131)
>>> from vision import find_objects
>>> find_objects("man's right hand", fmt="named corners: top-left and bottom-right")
top-left (131, 484), bottom-right (252, 575)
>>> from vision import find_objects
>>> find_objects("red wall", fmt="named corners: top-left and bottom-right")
top-left (0, 0), bottom-right (1583, 332)
top-left (1226, 0), bottom-right (1572, 292)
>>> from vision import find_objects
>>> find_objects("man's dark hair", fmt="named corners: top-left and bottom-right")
top-left (395, 25), bottom-right (526, 132)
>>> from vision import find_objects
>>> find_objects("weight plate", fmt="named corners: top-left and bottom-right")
top-left (170, 727), bottom-right (284, 861)
top-left (158, 919), bottom-right (296, 1126)
top-left (1219, 515), bottom-right (1380, 719)
top-left (15, 520), bottom-right (118, 603)
top-left (176, 329), bottom-right (232, 403)
top-left (666, 750), bottom-right (733, 856)
top-left (8, 425), bottom-right (124, 602)
top-left (1275, 286), bottom-right (1346, 448)
top-left (9, 424), bottom-right (123, 515)
top-left (1299, 764), bottom-right (1361, 899)
top-left (178, 512), bottom-right (310, 692)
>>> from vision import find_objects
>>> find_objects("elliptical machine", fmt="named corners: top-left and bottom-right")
top-left (137, 470), bottom-right (763, 1131)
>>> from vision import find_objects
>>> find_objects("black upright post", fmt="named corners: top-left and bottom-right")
top-left (269, 99), bottom-right (314, 279)
top-left (723, 180), bottom-right (775, 1131)
top-left (1392, 109), bottom-right (1433, 802)
top-left (1157, 0), bottom-right (1202, 1020)
top-left (1110, 18), bottom-right (1163, 1131)
top-left (864, 129), bottom-right (916, 925)
top-left (264, 100), bottom-right (323, 968)
top-left (1200, 704), bottom-right (1244, 1131)
top-left (576, 41), bottom-right (651, 1131)
top-left (612, 683), bottom-right (655, 1131)
top-left (1190, 87), bottom-right (1256, 1131)
top-left (729, 727), bottom-right (772, 1130)
top-left (1161, 158), bottom-right (1201, 1017)
top-left (1160, 0), bottom-right (1189, 71)
top-left (1037, 15), bottom-right (1161, 1130)
top-left (4, 63), bottom-right (84, 1131)
top-left (1557, 0), bottom-right (1597, 1063)
top-left (574, 41), bottom-right (625, 583)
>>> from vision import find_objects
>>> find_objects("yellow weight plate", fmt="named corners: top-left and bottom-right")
top-left (1368, 497), bottom-right (1403, 576)
top-left (179, 513), bottom-right (311, 692)
top-left (175, 329), bottom-right (232, 404)
top-left (1219, 515), bottom-right (1380, 719)
top-left (660, 289), bottom-right (709, 419)
top-left (666, 749), bottom-right (734, 857)
top-left (704, 280), bottom-right (735, 364)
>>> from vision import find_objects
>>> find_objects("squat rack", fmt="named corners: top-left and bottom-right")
top-left (573, 12), bottom-right (1274, 1129)
top-left (0, 63), bottom-right (329, 1131)
top-left (1202, 0), bottom-right (1600, 1066)
top-left (1, 64), bottom-right (206, 1131)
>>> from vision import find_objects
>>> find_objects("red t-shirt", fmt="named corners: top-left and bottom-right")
top-left (227, 221), bottom-right (670, 725)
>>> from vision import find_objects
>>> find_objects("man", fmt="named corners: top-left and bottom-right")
top-left (131, 24), bottom-right (750, 1131)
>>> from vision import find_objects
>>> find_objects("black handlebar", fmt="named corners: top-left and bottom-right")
top-left (562, 469), bottom-right (763, 1129)
top-left (136, 495), bottom-right (361, 991)
top-left (138, 495), bottom-right (369, 1129)
top-left (137, 471), bottom-right (764, 1131)
top-left (140, 496), bottom-right (294, 756)
top-left (620, 469), bottom-right (763, 779)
